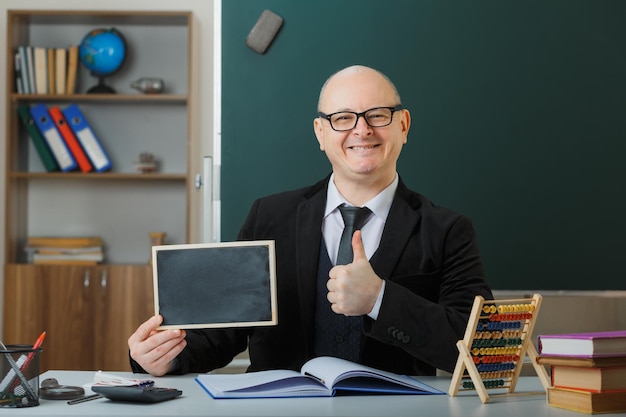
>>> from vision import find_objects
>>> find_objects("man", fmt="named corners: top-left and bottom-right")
top-left (129, 65), bottom-right (492, 377)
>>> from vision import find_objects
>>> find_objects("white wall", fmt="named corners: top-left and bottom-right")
top-left (0, 0), bottom-right (219, 338)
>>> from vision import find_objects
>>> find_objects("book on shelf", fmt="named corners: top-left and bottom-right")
top-left (25, 46), bottom-right (36, 96)
top-left (195, 356), bottom-right (445, 399)
top-left (32, 258), bottom-right (101, 266)
top-left (66, 45), bottom-right (78, 94)
top-left (31, 247), bottom-right (103, 255)
top-left (17, 105), bottom-right (59, 172)
top-left (27, 236), bottom-right (103, 248)
top-left (49, 106), bottom-right (93, 172)
top-left (538, 330), bottom-right (626, 358)
top-left (47, 48), bottom-right (55, 95)
top-left (32, 252), bottom-right (104, 264)
top-left (550, 364), bottom-right (626, 392)
top-left (17, 46), bottom-right (31, 94)
top-left (46, 48), bottom-right (56, 94)
top-left (33, 47), bottom-right (48, 94)
top-left (30, 103), bottom-right (77, 172)
top-left (55, 47), bottom-right (67, 94)
top-left (62, 104), bottom-right (112, 172)
top-left (14, 52), bottom-right (24, 94)
top-left (547, 386), bottom-right (626, 414)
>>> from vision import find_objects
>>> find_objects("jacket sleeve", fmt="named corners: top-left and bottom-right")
top-left (173, 328), bottom-right (249, 374)
top-left (363, 215), bottom-right (493, 373)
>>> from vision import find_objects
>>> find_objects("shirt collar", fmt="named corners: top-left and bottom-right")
top-left (324, 173), bottom-right (398, 221)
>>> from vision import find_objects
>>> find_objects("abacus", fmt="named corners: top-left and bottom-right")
top-left (448, 294), bottom-right (550, 403)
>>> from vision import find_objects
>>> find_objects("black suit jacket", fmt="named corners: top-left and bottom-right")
top-left (132, 175), bottom-right (492, 376)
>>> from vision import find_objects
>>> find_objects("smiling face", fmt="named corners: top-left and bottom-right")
top-left (314, 66), bottom-right (411, 193)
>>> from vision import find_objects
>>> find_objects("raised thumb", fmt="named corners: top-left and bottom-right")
top-left (351, 230), bottom-right (367, 263)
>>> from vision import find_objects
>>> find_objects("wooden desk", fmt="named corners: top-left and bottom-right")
top-left (5, 370), bottom-right (623, 416)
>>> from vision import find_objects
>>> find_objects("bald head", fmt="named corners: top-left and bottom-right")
top-left (317, 65), bottom-right (401, 111)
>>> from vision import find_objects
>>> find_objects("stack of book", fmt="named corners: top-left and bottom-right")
top-left (537, 330), bottom-right (626, 414)
top-left (14, 45), bottom-right (78, 95)
top-left (25, 236), bottom-right (105, 265)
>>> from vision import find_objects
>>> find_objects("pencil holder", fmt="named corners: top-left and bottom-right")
top-left (0, 344), bottom-right (42, 408)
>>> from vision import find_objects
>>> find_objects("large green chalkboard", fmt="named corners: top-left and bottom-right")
top-left (221, 1), bottom-right (626, 290)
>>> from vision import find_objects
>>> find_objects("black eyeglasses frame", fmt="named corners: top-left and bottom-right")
top-left (317, 104), bottom-right (403, 132)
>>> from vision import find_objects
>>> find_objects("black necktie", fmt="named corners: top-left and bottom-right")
top-left (336, 206), bottom-right (372, 265)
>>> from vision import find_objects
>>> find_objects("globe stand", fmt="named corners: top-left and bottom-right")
top-left (87, 76), bottom-right (116, 94)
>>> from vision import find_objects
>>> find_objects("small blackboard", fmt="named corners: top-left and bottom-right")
top-left (152, 241), bottom-right (277, 329)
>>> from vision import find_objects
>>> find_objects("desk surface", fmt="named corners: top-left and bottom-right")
top-left (2, 371), bottom-right (622, 417)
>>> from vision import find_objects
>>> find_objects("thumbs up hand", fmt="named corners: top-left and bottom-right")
top-left (327, 230), bottom-right (383, 316)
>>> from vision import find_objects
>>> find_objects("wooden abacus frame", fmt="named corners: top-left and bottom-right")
top-left (448, 294), bottom-right (550, 403)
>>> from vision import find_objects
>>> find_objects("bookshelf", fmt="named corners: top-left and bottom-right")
top-left (3, 10), bottom-right (193, 371)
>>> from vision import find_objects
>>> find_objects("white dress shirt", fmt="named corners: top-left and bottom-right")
top-left (322, 174), bottom-right (398, 320)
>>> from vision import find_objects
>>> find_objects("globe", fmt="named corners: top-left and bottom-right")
top-left (79, 28), bottom-right (127, 93)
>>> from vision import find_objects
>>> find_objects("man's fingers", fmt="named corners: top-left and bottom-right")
top-left (130, 315), bottom-right (163, 344)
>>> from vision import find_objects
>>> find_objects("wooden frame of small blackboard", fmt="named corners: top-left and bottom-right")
top-left (152, 240), bottom-right (277, 329)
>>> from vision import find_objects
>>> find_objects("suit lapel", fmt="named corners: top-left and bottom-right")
top-left (370, 180), bottom-right (421, 280)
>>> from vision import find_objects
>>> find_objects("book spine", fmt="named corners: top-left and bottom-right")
top-left (17, 46), bottom-right (31, 94)
top-left (66, 45), bottom-right (78, 94)
top-left (49, 106), bottom-right (93, 173)
top-left (47, 48), bottom-right (55, 95)
top-left (29, 103), bottom-right (77, 172)
top-left (33, 253), bottom-right (103, 262)
top-left (14, 52), bottom-right (24, 94)
top-left (17, 105), bottom-right (59, 172)
top-left (27, 237), bottom-right (103, 247)
top-left (33, 47), bottom-right (48, 95)
top-left (62, 104), bottom-right (112, 172)
top-left (32, 258), bottom-right (99, 265)
top-left (26, 46), bottom-right (36, 95)
top-left (55, 48), bottom-right (67, 95)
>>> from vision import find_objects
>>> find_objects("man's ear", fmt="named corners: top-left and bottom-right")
top-left (400, 109), bottom-right (411, 144)
top-left (313, 118), bottom-right (325, 151)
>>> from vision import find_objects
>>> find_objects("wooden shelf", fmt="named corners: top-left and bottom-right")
top-left (8, 172), bottom-right (187, 181)
top-left (10, 93), bottom-right (188, 104)
top-left (11, 9), bottom-right (191, 25)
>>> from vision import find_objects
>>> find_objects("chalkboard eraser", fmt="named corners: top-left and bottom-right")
top-left (246, 9), bottom-right (283, 54)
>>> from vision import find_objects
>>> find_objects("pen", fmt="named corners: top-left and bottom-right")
top-left (67, 393), bottom-right (102, 405)
top-left (23, 331), bottom-right (46, 370)
top-left (32, 332), bottom-right (47, 349)
top-left (8, 331), bottom-right (46, 392)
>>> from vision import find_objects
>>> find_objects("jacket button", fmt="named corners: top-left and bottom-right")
top-left (396, 331), bottom-right (404, 340)
top-left (402, 335), bottom-right (411, 344)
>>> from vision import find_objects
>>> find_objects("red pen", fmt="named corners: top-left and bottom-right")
top-left (8, 331), bottom-right (46, 391)
top-left (24, 331), bottom-right (46, 368)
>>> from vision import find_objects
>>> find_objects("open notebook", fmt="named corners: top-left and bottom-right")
top-left (196, 356), bottom-right (445, 398)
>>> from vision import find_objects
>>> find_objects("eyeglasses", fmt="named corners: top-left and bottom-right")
top-left (317, 105), bottom-right (403, 132)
